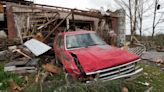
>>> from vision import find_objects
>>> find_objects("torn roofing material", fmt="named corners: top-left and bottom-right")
top-left (24, 39), bottom-right (51, 56)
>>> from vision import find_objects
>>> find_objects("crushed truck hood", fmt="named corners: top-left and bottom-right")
top-left (68, 45), bottom-right (139, 73)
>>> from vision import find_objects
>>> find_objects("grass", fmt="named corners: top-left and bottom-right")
top-left (24, 61), bottom-right (164, 92)
top-left (134, 61), bottom-right (164, 92)
top-left (1, 60), bottom-right (164, 92)
top-left (0, 62), bottom-right (25, 90)
top-left (154, 33), bottom-right (164, 46)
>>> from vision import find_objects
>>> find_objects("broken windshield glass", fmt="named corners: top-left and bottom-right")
top-left (66, 33), bottom-right (106, 49)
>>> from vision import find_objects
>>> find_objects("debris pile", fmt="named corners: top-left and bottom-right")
top-left (2, 39), bottom-right (54, 73)
top-left (0, 38), bottom-right (62, 91)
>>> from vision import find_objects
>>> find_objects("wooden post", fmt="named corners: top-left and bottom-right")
top-left (71, 9), bottom-right (75, 31)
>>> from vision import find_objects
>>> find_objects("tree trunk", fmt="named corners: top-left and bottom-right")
top-left (128, 0), bottom-right (133, 43)
top-left (139, 19), bottom-right (142, 36)
top-left (139, 0), bottom-right (143, 37)
top-left (152, 0), bottom-right (158, 40)
top-left (131, 0), bottom-right (138, 44)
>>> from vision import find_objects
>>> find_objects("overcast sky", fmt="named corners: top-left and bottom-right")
top-left (29, 0), bottom-right (164, 36)
top-left (32, 0), bottom-right (119, 11)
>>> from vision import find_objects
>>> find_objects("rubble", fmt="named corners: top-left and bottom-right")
top-left (4, 58), bottom-right (39, 73)
top-left (1, 39), bottom-right (54, 74)
top-left (0, 50), bottom-right (10, 61)
top-left (12, 49), bottom-right (32, 59)
top-left (3, 43), bottom-right (40, 73)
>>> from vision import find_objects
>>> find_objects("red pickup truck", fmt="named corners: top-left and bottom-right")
top-left (53, 30), bottom-right (143, 82)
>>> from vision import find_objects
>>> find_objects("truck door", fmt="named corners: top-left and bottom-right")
top-left (54, 34), bottom-right (64, 61)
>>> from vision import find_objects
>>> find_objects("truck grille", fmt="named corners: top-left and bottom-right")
top-left (86, 59), bottom-right (140, 81)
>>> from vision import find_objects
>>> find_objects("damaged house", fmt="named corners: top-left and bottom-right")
top-left (0, 0), bottom-right (146, 87)
top-left (0, 0), bottom-right (126, 47)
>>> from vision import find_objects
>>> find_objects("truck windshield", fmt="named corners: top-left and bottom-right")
top-left (66, 33), bottom-right (106, 49)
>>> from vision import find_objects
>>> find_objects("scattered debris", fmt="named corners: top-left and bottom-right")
top-left (161, 68), bottom-right (164, 71)
top-left (8, 45), bottom-right (17, 51)
top-left (156, 46), bottom-right (164, 52)
top-left (155, 58), bottom-right (164, 64)
top-left (137, 81), bottom-right (150, 86)
top-left (4, 58), bottom-right (39, 74)
top-left (128, 44), bottom-right (146, 56)
top-left (121, 42), bottom-right (130, 50)
top-left (12, 49), bottom-right (32, 59)
top-left (42, 63), bottom-right (60, 75)
top-left (24, 39), bottom-right (51, 56)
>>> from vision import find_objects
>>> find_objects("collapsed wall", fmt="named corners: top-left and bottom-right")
top-left (3, 2), bottom-right (126, 46)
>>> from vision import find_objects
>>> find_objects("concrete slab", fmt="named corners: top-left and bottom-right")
top-left (141, 51), bottom-right (164, 62)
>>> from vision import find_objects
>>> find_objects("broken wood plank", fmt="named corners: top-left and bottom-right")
top-left (43, 12), bottom-right (71, 41)
top-left (4, 66), bottom-right (36, 72)
top-left (5, 59), bottom-right (29, 66)
top-left (37, 13), bottom-right (59, 30)
top-left (12, 49), bottom-right (32, 59)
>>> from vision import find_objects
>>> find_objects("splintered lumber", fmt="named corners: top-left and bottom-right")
top-left (37, 13), bottom-right (59, 30)
top-left (43, 12), bottom-right (71, 41)
top-left (12, 49), bottom-right (32, 59)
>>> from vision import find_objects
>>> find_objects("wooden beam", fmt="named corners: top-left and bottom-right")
top-left (43, 12), bottom-right (71, 41)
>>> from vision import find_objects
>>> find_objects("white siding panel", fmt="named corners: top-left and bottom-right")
top-left (24, 39), bottom-right (51, 56)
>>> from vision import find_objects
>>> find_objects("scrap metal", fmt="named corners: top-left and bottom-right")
top-left (24, 39), bottom-right (52, 56)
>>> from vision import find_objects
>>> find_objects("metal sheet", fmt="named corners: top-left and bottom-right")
top-left (24, 39), bottom-right (51, 56)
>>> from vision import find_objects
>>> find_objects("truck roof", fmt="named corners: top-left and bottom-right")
top-left (62, 29), bottom-right (95, 35)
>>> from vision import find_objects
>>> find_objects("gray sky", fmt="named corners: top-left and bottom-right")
top-left (32, 0), bottom-right (119, 11)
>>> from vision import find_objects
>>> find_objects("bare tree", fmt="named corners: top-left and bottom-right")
top-left (137, 0), bottom-right (154, 36)
top-left (115, 0), bottom-right (161, 41)
top-left (137, 0), bottom-right (143, 36)
top-left (151, 0), bottom-right (164, 40)
top-left (115, 0), bottom-right (139, 43)
top-left (152, 0), bottom-right (159, 40)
